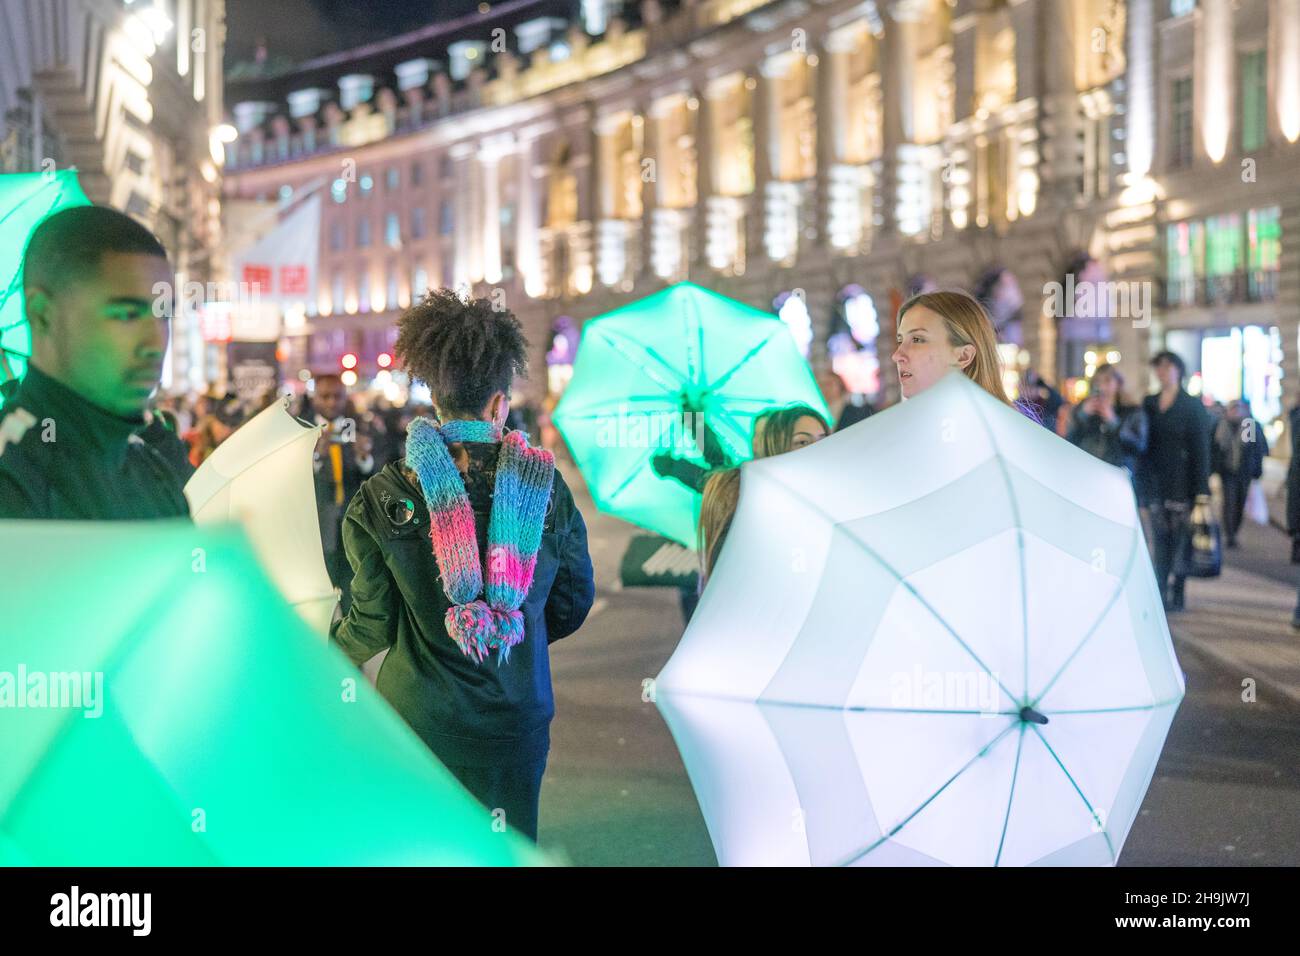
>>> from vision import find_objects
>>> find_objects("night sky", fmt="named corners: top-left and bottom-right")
top-left (224, 0), bottom-right (495, 67)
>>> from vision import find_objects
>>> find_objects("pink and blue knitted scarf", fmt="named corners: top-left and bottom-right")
top-left (405, 417), bottom-right (556, 665)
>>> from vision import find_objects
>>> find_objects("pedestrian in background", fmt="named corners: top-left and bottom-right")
top-left (1136, 351), bottom-right (1212, 612)
top-left (698, 404), bottom-right (829, 589)
top-left (1066, 363), bottom-right (1148, 482)
top-left (1211, 398), bottom-right (1268, 549)
top-left (307, 373), bottom-right (375, 612)
top-left (1285, 404), bottom-right (1300, 629)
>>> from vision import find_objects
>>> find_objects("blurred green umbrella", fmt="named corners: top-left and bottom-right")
top-left (553, 282), bottom-right (829, 546)
top-left (0, 171), bottom-right (92, 405)
top-left (0, 520), bottom-right (543, 866)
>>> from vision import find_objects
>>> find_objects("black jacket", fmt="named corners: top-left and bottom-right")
top-left (0, 365), bottom-right (190, 520)
top-left (1066, 403), bottom-right (1148, 476)
top-left (1136, 390), bottom-right (1211, 506)
top-left (329, 446), bottom-right (595, 767)
top-left (1210, 416), bottom-right (1268, 481)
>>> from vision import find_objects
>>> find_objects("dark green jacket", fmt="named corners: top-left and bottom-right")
top-left (330, 449), bottom-right (594, 766)
top-left (0, 365), bottom-right (190, 520)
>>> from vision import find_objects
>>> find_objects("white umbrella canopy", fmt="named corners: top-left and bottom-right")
top-left (185, 397), bottom-right (337, 633)
top-left (655, 371), bottom-right (1184, 866)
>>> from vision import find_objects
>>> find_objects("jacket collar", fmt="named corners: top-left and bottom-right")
top-left (13, 364), bottom-right (146, 466)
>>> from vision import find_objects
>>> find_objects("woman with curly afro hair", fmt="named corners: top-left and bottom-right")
top-left (331, 288), bottom-right (595, 841)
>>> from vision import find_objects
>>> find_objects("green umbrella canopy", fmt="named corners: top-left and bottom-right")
top-left (0, 520), bottom-right (544, 866)
top-left (0, 171), bottom-right (92, 406)
top-left (553, 282), bottom-right (830, 547)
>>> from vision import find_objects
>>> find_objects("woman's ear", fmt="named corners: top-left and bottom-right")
top-left (956, 344), bottom-right (976, 370)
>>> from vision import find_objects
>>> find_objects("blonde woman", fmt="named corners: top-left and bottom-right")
top-left (890, 290), bottom-right (1014, 406)
top-left (698, 404), bottom-right (830, 587)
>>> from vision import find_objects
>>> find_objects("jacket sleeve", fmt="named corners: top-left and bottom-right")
top-left (1192, 403), bottom-right (1212, 497)
top-left (329, 493), bottom-right (398, 665)
top-left (1064, 407), bottom-right (1086, 447)
top-left (544, 472), bottom-right (596, 644)
top-left (1118, 407), bottom-right (1149, 457)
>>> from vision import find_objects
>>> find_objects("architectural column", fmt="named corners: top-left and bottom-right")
top-left (594, 112), bottom-right (625, 287)
top-left (515, 134), bottom-right (544, 298)
top-left (691, 87), bottom-right (716, 272)
top-left (815, 30), bottom-right (854, 248)
top-left (1276, 0), bottom-right (1300, 145)
top-left (451, 142), bottom-right (481, 288)
top-left (638, 101), bottom-right (659, 279)
top-left (751, 52), bottom-right (791, 264)
top-left (479, 140), bottom-right (504, 285)
top-left (1195, 0), bottom-right (1234, 166)
top-left (1037, 0), bottom-right (1081, 204)
top-left (879, 1), bottom-right (920, 236)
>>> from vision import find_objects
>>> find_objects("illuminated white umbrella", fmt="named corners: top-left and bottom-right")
top-left (185, 397), bottom-right (337, 633)
top-left (655, 372), bottom-right (1184, 866)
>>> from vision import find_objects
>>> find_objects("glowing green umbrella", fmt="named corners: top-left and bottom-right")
top-left (0, 520), bottom-right (543, 866)
top-left (0, 171), bottom-right (92, 405)
top-left (554, 282), bottom-right (829, 546)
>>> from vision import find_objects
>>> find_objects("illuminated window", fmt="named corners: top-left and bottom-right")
top-left (1240, 50), bottom-right (1268, 153)
top-left (356, 218), bottom-right (371, 247)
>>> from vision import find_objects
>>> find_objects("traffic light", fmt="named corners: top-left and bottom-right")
top-left (340, 352), bottom-right (358, 370)
top-left (377, 352), bottom-right (393, 369)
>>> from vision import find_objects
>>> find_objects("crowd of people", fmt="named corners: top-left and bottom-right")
top-left (1, 201), bottom-right (1291, 846)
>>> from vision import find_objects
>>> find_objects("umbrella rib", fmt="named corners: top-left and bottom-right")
top-left (1040, 701), bottom-right (1181, 715)
top-left (602, 451), bottom-right (652, 504)
top-left (963, 388), bottom-right (1031, 703)
top-left (758, 464), bottom-right (1021, 710)
top-left (835, 719), bottom-right (1020, 867)
top-left (1028, 528), bottom-right (1141, 709)
top-left (594, 328), bottom-right (686, 395)
top-left (674, 688), bottom-right (1023, 716)
top-left (0, 182), bottom-right (69, 291)
top-left (688, 285), bottom-right (706, 390)
top-left (1030, 725), bottom-right (1118, 862)
top-left (709, 406), bottom-right (753, 463)
top-left (993, 724), bottom-right (1027, 867)
top-left (707, 332), bottom-right (781, 394)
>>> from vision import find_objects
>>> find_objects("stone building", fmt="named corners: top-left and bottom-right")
top-left (222, 0), bottom-right (1300, 442)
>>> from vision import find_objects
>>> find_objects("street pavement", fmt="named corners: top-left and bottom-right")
top-left (538, 458), bottom-right (1300, 866)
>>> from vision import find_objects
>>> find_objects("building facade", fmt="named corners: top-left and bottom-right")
top-left (0, 0), bottom-right (228, 392)
top-left (222, 0), bottom-right (1300, 442)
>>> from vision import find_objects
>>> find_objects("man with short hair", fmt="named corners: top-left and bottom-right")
top-left (308, 373), bottom-right (374, 610)
top-left (0, 206), bottom-right (189, 520)
top-left (1136, 350), bottom-right (1211, 612)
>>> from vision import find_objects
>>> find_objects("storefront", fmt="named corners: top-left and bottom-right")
top-left (1161, 204), bottom-right (1285, 441)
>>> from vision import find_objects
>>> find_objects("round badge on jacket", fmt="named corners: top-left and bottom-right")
top-left (386, 496), bottom-right (416, 526)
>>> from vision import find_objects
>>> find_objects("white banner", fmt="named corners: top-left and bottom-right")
top-left (228, 194), bottom-right (321, 340)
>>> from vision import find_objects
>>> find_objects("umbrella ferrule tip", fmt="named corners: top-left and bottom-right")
top-left (1019, 706), bottom-right (1049, 725)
